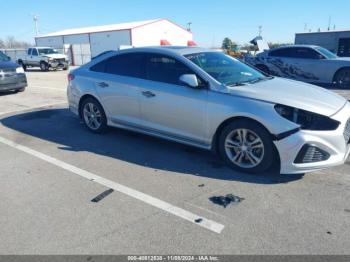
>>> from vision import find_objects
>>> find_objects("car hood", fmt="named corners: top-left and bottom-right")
top-left (0, 61), bottom-right (20, 69)
top-left (225, 77), bottom-right (347, 116)
top-left (43, 54), bottom-right (67, 59)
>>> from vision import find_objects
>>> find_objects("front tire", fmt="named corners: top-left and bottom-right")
top-left (333, 68), bottom-right (350, 89)
top-left (218, 120), bottom-right (275, 174)
top-left (40, 61), bottom-right (49, 72)
top-left (81, 98), bottom-right (107, 133)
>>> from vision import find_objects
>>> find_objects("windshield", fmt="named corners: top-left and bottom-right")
top-left (38, 48), bottom-right (59, 55)
top-left (0, 51), bottom-right (10, 62)
top-left (315, 47), bottom-right (337, 59)
top-left (185, 52), bottom-right (267, 86)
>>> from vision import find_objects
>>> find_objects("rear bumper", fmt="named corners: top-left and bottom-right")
top-left (0, 73), bottom-right (27, 92)
top-left (275, 102), bottom-right (350, 174)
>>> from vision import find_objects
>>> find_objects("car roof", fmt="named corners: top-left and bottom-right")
top-left (31, 47), bottom-right (55, 49)
top-left (269, 44), bottom-right (320, 52)
top-left (116, 46), bottom-right (218, 56)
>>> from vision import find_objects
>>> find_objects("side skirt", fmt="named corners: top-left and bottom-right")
top-left (108, 119), bottom-right (212, 151)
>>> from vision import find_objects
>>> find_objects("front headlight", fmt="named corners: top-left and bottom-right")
top-left (16, 67), bottom-right (24, 74)
top-left (274, 104), bottom-right (340, 131)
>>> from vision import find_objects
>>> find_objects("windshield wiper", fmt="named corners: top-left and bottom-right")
top-left (243, 76), bottom-right (274, 84)
top-left (227, 82), bottom-right (247, 87)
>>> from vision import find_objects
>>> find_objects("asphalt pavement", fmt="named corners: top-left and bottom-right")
top-left (0, 69), bottom-right (349, 254)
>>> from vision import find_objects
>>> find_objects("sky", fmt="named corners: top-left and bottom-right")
top-left (1, 0), bottom-right (350, 47)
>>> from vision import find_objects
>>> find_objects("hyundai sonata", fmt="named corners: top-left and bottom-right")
top-left (67, 47), bottom-right (350, 174)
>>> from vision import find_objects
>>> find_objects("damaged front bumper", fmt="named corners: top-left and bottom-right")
top-left (48, 60), bottom-right (69, 69)
top-left (275, 102), bottom-right (350, 174)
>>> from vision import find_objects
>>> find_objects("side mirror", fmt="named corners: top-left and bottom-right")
top-left (179, 74), bottom-right (199, 88)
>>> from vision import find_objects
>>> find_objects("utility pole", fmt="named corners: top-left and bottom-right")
top-left (33, 14), bottom-right (39, 36)
top-left (187, 22), bottom-right (192, 32)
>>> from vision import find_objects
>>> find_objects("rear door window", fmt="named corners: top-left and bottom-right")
top-left (27, 48), bottom-right (32, 55)
top-left (270, 47), bottom-right (321, 59)
top-left (90, 53), bottom-right (145, 79)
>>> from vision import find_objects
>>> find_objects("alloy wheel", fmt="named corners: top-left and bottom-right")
top-left (224, 128), bottom-right (265, 168)
top-left (335, 70), bottom-right (350, 89)
top-left (83, 102), bottom-right (102, 130)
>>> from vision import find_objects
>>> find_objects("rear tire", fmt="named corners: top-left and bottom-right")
top-left (18, 61), bottom-right (27, 71)
top-left (333, 68), bottom-right (350, 89)
top-left (218, 119), bottom-right (275, 174)
top-left (80, 97), bottom-right (107, 134)
top-left (63, 65), bottom-right (69, 71)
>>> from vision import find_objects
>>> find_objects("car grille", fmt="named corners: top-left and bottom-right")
top-left (344, 118), bottom-right (350, 144)
top-left (0, 68), bottom-right (16, 77)
top-left (54, 59), bottom-right (65, 63)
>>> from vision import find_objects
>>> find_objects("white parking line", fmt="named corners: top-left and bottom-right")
top-left (0, 135), bottom-right (225, 234)
top-left (0, 102), bottom-right (67, 117)
top-left (30, 85), bottom-right (67, 92)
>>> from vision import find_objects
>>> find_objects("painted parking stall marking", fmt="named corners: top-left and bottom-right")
top-left (0, 135), bottom-right (225, 234)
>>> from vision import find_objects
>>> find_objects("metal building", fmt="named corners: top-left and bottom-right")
top-left (35, 19), bottom-right (194, 65)
top-left (295, 30), bottom-right (350, 57)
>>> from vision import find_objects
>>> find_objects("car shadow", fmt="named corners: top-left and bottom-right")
top-left (24, 68), bottom-right (64, 72)
top-left (0, 108), bottom-right (304, 184)
top-left (0, 91), bottom-right (19, 96)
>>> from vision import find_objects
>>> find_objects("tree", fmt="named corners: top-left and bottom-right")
top-left (0, 39), bottom-right (5, 49)
top-left (268, 42), bottom-right (293, 49)
top-left (0, 36), bottom-right (31, 49)
top-left (222, 37), bottom-right (238, 51)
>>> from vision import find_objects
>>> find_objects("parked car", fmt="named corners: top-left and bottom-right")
top-left (18, 47), bottom-right (69, 71)
top-left (91, 50), bottom-right (114, 60)
top-left (245, 45), bottom-right (350, 89)
top-left (0, 51), bottom-right (27, 93)
top-left (67, 47), bottom-right (350, 175)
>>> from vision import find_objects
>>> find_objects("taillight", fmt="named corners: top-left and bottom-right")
top-left (68, 73), bottom-right (75, 81)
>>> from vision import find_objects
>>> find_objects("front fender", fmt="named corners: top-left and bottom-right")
top-left (206, 92), bottom-right (299, 144)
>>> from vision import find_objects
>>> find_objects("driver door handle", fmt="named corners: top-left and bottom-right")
top-left (98, 82), bottom-right (109, 88)
top-left (142, 91), bottom-right (156, 98)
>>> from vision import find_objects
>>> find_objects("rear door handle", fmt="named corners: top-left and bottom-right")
top-left (142, 91), bottom-right (156, 98)
top-left (98, 82), bottom-right (109, 88)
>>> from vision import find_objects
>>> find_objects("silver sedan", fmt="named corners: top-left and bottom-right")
top-left (67, 47), bottom-right (350, 174)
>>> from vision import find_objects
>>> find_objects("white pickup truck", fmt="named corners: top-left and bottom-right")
top-left (18, 47), bottom-right (69, 71)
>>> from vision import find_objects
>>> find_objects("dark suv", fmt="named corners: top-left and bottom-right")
top-left (0, 51), bottom-right (27, 92)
